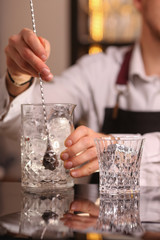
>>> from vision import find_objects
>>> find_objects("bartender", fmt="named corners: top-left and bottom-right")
top-left (0, 0), bottom-right (160, 185)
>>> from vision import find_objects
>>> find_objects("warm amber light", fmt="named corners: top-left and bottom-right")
top-left (89, 0), bottom-right (103, 11)
top-left (88, 0), bottom-right (141, 43)
top-left (89, 0), bottom-right (104, 41)
top-left (86, 233), bottom-right (102, 240)
top-left (90, 11), bottom-right (104, 41)
top-left (89, 44), bottom-right (103, 54)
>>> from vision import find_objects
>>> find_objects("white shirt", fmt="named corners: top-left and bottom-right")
top-left (1, 43), bottom-right (160, 185)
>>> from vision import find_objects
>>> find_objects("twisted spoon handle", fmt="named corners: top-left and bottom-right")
top-left (29, 0), bottom-right (58, 171)
top-left (30, 0), bottom-right (49, 137)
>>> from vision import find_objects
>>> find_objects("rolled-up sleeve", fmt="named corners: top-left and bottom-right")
top-left (0, 74), bottom-right (10, 120)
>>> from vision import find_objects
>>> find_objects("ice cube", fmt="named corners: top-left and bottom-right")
top-left (103, 143), bottom-right (137, 171)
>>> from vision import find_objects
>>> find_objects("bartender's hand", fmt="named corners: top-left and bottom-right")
top-left (5, 28), bottom-right (53, 100)
top-left (61, 199), bottom-right (99, 230)
top-left (5, 28), bottom-right (53, 82)
top-left (61, 125), bottom-right (108, 178)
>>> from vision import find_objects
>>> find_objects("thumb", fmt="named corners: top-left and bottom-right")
top-left (38, 36), bottom-right (45, 47)
top-left (38, 36), bottom-right (51, 59)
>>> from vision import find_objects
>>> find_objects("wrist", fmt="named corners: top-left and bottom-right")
top-left (7, 69), bottom-right (33, 87)
top-left (6, 71), bottom-right (33, 99)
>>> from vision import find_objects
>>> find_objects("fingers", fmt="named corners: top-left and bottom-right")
top-left (70, 199), bottom-right (99, 216)
top-left (70, 158), bottom-right (99, 178)
top-left (19, 29), bottom-right (53, 81)
top-left (21, 28), bottom-right (48, 61)
top-left (62, 146), bottom-right (97, 169)
top-left (61, 126), bottom-right (96, 162)
top-left (62, 214), bottom-right (97, 230)
top-left (60, 126), bottom-right (100, 177)
top-left (6, 43), bottom-right (38, 77)
top-left (62, 199), bottom-right (99, 230)
top-left (62, 137), bottom-right (95, 161)
top-left (65, 126), bottom-right (95, 147)
top-left (16, 38), bottom-right (52, 80)
top-left (5, 28), bottom-right (53, 81)
top-left (38, 36), bottom-right (51, 59)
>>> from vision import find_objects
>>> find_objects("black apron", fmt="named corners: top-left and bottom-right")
top-left (101, 48), bottom-right (160, 135)
top-left (91, 48), bottom-right (160, 183)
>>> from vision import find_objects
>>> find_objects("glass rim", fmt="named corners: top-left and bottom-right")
top-left (21, 103), bottom-right (77, 107)
top-left (95, 135), bottom-right (145, 142)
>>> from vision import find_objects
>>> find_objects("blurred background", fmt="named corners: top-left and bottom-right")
top-left (0, 0), bottom-right (141, 77)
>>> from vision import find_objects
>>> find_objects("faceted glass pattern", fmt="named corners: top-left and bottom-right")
top-left (21, 103), bottom-right (76, 192)
top-left (95, 136), bottom-right (144, 195)
top-left (96, 193), bottom-right (144, 236)
top-left (19, 189), bottom-right (74, 239)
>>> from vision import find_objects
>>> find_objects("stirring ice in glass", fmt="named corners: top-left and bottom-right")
top-left (21, 103), bottom-right (76, 192)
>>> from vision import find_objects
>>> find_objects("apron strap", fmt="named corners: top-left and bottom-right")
top-left (112, 47), bottom-right (133, 119)
top-left (116, 47), bottom-right (133, 85)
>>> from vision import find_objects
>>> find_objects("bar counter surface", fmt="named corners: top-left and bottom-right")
top-left (0, 182), bottom-right (160, 240)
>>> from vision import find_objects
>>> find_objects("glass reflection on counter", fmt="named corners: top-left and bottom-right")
top-left (1, 185), bottom-right (160, 239)
top-left (19, 188), bottom-right (74, 239)
top-left (62, 193), bottom-right (144, 237)
top-left (96, 193), bottom-right (144, 236)
top-left (62, 198), bottom-right (99, 231)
